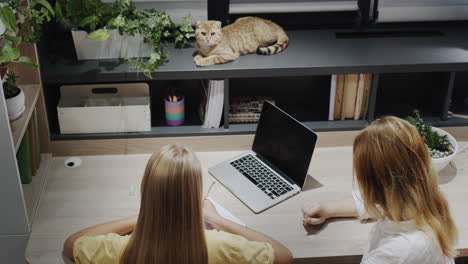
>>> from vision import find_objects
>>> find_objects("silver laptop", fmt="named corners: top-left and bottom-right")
top-left (209, 101), bottom-right (318, 213)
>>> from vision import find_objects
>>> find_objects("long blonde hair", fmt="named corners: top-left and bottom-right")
top-left (120, 144), bottom-right (208, 264)
top-left (353, 116), bottom-right (457, 257)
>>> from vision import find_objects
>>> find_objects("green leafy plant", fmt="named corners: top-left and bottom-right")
top-left (0, 0), bottom-right (55, 67)
top-left (406, 110), bottom-right (452, 156)
top-left (56, 0), bottom-right (194, 78)
top-left (3, 71), bottom-right (20, 99)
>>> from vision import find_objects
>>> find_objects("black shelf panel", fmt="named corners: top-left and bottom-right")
top-left (49, 120), bottom-right (368, 141)
top-left (427, 116), bottom-right (468, 127)
top-left (374, 72), bottom-right (451, 119)
top-left (40, 27), bottom-right (468, 84)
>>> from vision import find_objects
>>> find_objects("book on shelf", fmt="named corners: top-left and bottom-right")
top-left (17, 130), bottom-right (32, 184)
top-left (341, 74), bottom-right (359, 120)
top-left (354, 74), bottom-right (365, 120)
top-left (200, 80), bottom-right (224, 128)
top-left (329, 74), bottom-right (372, 121)
top-left (33, 109), bottom-right (41, 164)
top-left (27, 117), bottom-right (38, 175)
top-left (361, 74), bottom-right (372, 119)
top-left (229, 96), bottom-right (275, 123)
top-left (333, 74), bottom-right (345, 120)
top-left (328, 75), bottom-right (337, 121)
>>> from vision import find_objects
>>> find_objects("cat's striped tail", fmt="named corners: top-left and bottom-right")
top-left (257, 29), bottom-right (289, 55)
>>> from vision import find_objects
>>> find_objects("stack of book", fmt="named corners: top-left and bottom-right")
top-left (200, 80), bottom-right (224, 128)
top-left (229, 96), bottom-right (275, 123)
top-left (17, 109), bottom-right (41, 184)
top-left (329, 74), bottom-right (372, 120)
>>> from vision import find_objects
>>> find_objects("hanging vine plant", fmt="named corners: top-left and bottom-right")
top-left (55, 0), bottom-right (195, 78)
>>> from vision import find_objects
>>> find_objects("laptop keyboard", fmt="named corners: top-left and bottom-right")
top-left (230, 155), bottom-right (293, 199)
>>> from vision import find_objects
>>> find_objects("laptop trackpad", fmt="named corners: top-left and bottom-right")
top-left (209, 161), bottom-right (271, 212)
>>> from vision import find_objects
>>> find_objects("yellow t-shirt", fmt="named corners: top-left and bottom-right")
top-left (73, 230), bottom-right (274, 264)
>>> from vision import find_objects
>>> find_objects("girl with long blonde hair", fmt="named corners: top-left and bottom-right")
top-left (302, 116), bottom-right (458, 263)
top-left (64, 144), bottom-right (292, 264)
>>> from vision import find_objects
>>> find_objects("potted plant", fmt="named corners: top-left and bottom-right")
top-left (55, 0), bottom-right (194, 78)
top-left (406, 110), bottom-right (458, 172)
top-left (3, 72), bottom-right (24, 120)
top-left (0, 0), bottom-right (54, 68)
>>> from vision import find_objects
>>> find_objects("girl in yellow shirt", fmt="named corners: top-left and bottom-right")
top-left (63, 144), bottom-right (293, 264)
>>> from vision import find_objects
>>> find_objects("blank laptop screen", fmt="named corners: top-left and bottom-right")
top-left (252, 101), bottom-right (317, 187)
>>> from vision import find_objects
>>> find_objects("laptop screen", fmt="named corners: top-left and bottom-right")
top-left (252, 101), bottom-right (317, 187)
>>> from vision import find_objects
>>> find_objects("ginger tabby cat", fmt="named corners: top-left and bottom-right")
top-left (194, 17), bottom-right (289, 66)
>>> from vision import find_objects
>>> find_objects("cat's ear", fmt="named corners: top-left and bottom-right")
top-left (214, 21), bottom-right (222, 29)
top-left (196, 21), bottom-right (202, 27)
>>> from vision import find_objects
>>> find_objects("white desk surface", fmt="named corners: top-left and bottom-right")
top-left (26, 143), bottom-right (468, 263)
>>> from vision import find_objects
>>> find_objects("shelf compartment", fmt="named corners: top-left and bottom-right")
top-left (229, 76), bottom-right (331, 124)
top-left (10, 84), bottom-right (41, 153)
top-left (374, 72), bottom-right (451, 119)
top-left (149, 79), bottom-right (205, 128)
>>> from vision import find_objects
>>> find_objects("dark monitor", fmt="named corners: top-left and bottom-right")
top-left (252, 101), bottom-right (317, 187)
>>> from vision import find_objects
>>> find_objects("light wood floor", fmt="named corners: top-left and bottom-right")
top-left (25, 144), bottom-right (468, 264)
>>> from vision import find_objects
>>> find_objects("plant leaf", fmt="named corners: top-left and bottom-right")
top-left (79, 15), bottom-right (98, 28)
top-left (18, 56), bottom-right (39, 68)
top-left (33, 0), bottom-right (55, 16)
top-left (88, 29), bottom-right (110, 40)
top-left (54, 1), bottom-right (63, 21)
top-left (0, 43), bottom-right (20, 63)
top-left (0, 6), bottom-right (17, 32)
top-left (3, 34), bottom-right (22, 46)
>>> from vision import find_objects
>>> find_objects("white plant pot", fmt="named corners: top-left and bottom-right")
top-left (431, 127), bottom-right (458, 173)
top-left (6, 89), bottom-right (25, 121)
top-left (71, 29), bottom-right (153, 60)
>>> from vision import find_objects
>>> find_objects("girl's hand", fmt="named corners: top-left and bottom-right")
top-left (302, 201), bottom-right (331, 225)
top-left (203, 199), bottom-right (223, 230)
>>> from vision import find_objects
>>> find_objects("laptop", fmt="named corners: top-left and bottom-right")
top-left (209, 101), bottom-right (318, 213)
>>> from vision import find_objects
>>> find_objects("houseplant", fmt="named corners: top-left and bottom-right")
top-left (0, 0), bottom-right (55, 67)
top-left (3, 71), bottom-right (25, 120)
top-left (406, 110), bottom-right (458, 172)
top-left (55, 0), bottom-right (194, 78)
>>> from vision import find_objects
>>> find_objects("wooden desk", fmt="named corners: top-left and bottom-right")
top-left (26, 144), bottom-right (468, 263)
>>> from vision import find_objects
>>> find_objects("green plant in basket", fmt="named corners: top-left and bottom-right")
top-left (406, 110), bottom-right (453, 158)
top-left (55, 0), bottom-right (195, 78)
top-left (3, 71), bottom-right (20, 99)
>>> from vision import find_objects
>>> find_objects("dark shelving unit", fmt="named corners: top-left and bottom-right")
top-left (38, 25), bottom-right (468, 141)
top-left (374, 72), bottom-right (451, 118)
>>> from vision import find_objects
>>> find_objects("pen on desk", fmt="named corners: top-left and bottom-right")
top-left (204, 181), bottom-right (216, 200)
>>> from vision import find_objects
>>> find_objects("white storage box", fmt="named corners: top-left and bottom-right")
top-left (71, 29), bottom-right (153, 60)
top-left (57, 83), bottom-right (151, 134)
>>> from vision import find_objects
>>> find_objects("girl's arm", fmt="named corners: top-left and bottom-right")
top-left (63, 215), bottom-right (138, 260)
top-left (204, 200), bottom-right (293, 264)
top-left (302, 196), bottom-right (358, 225)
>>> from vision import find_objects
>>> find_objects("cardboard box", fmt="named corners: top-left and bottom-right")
top-left (57, 83), bottom-right (151, 134)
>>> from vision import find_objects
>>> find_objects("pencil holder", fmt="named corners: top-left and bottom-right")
top-left (165, 97), bottom-right (185, 126)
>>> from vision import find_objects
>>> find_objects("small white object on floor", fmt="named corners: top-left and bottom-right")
top-left (129, 184), bottom-right (136, 196)
top-left (65, 157), bottom-right (82, 168)
top-left (207, 197), bottom-right (246, 227)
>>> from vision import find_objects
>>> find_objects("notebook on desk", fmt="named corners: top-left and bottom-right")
top-left (207, 197), bottom-right (246, 227)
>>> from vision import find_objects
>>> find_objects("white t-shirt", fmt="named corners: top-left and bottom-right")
top-left (352, 190), bottom-right (455, 264)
